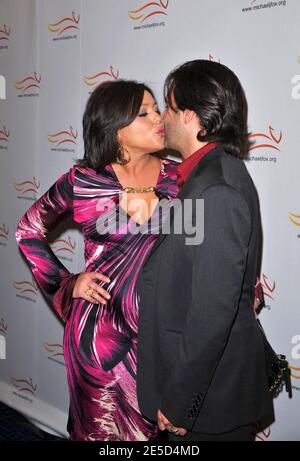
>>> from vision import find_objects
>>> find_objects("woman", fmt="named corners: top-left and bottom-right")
top-left (16, 80), bottom-right (179, 441)
top-left (16, 79), bottom-right (263, 441)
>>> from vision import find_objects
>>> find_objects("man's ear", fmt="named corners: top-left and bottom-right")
top-left (183, 109), bottom-right (196, 125)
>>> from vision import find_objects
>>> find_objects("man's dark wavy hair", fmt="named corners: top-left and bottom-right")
top-left (78, 79), bottom-right (156, 172)
top-left (164, 59), bottom-right (250, 159)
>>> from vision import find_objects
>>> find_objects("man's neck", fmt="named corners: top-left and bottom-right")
top-left (181, 141), bottom-right (209, 160)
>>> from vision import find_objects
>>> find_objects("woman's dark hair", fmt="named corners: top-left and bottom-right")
top-left (164, 60), bottom-right (250, 159)
top-left (78, 79), bottom-right (156, 172)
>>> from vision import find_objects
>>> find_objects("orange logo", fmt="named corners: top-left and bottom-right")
top-left (260, 274), bottom-right (276, 301)
top-left (0, 24), bottom-right (10, 41)
top-left (48, 11), bottom-right (80, 35)
top-left (51, 235), bottom-right (76, 255)
top-left (0, 126), bottom-right (9, 144)
top-left (0, 318), bottom-right (7, 336)
top-left (84, 66), bottom-right (119, 88)
top-left (12, 279), bottom-right (38, 296)
top-left (208, 54), bottom-right (221, 63)
top-left (44, 342), bottom-right (64, 358)
top-left (15, 72), bottom-right (41, 93)
top-left (252, 423), bottom-right (271, 442)
top-left (128, 0), bottom-right (169, 23)
top-left (48, 126), bottom-right (78, 147)
top-left (0, 223), bottom-right (9, 241)
top-left (289, 213), bottom-right (300, 227)
top-left (14, 177), bottom-right (40, 195)
top-left (290, 364), bottom-right (300, 380)
top-left (249, 126), bottom-right (282, 152)
top-left (11, 377), bottom-right (37, 396)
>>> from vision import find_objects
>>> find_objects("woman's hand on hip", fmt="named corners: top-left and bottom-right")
top-left (72, 272), bottom-right (111, 304)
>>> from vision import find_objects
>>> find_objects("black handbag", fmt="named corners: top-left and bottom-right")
top-left (257, 319), bottom-right (292, 398)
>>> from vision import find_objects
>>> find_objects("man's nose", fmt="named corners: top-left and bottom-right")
top-left (161, 109), bottom-right (167, 120)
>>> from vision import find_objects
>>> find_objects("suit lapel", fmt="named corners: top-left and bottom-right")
top-left (177, 147), bottom-right (223, 200)
top-left (144, 147), bottom-right (224, 261)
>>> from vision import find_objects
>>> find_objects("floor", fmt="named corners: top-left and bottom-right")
top-left (0, 402), bottom-right (67, 441)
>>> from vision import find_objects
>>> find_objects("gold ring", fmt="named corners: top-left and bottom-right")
top-left (86, 288), bottom-right (94, 297)
top-left (171, 427), bottom-right (179, 434)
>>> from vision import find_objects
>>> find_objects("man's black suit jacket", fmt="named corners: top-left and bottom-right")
top-left (137, 146), bottom-right (274, 434)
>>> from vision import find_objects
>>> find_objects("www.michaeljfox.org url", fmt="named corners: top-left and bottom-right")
top-left (242, 0), bottom-right (287, 13)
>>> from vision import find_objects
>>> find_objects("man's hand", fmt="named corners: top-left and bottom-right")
top-left (157, 409), bottom-right (187, 436)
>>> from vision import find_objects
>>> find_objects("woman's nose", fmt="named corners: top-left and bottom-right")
top-left (154, 112), bottom-right (162, 124)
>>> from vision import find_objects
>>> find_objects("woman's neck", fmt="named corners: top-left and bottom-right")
top-left (112, 153), bottom-right (159, 177)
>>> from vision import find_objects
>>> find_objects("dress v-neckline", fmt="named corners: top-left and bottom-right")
top-left (108, 159), bottom-right (166, 226)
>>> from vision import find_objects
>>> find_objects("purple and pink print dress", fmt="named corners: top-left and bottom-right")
top-left (16, 159), bottom-right (179, 441)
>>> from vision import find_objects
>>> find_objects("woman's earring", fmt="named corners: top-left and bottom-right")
top-left (116, 142), bottom-right (131, 165)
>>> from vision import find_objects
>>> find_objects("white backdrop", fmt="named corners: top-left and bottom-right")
top-left (0, 0), bottom-right (299, 440)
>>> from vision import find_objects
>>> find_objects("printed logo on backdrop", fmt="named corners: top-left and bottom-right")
top-left (48, 126), bottom-right (78, 155)
top-left (14, 177), bottom-right (40, 201)
top-left (48, 11), bottom-right (80, 41)
top-left (251, 422), bottom-right (271, 442)
top-left (248, 126), bottom-right (282, 163)
top-left (290, 335), bottom-right (300, 392)
top-left (0, 24), bottom-right (10, 50)
top-left (44, 342), bottom-right (65, 367)
top-left (50, 235), bottom-right (76, 263)
top-left (291, 56), bottom-right (300, 100)
top-left (84, 66), bottom-right (119, 94)
top-left (260, 273), bottom-right (276, 309)
top-left (12, 278), bottom-right (38, 303)
top-left (242, 0), bottom-right (287, 13)
top-left (289, 212), bottom-right (300, 239)
top-left (129, 0), bottom-right (169, 30)
top-left (0, 126), bottom-right (9, 150)
top-left (208, 54), bottom-right (221, 63)
top-left (0, 223), bottom-right (9, 247)
top-left (11, 377), bottom-right (37, 403)
top-left (15, 72), bottom-right (41, 98)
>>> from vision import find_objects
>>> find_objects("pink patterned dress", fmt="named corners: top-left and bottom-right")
top-left (15, 159), bottom-right (179, 441)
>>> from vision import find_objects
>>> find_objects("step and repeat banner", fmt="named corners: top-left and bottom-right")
top-left (0, 0), bottom-right (299, 440)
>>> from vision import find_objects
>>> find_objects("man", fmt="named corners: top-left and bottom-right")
top-left (136, 60), bottom-right (274, 441)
